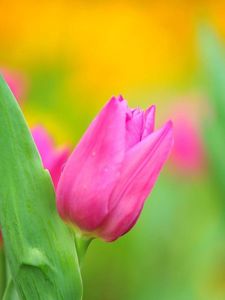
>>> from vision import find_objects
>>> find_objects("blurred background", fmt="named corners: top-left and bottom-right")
top-left (1, 1), bottom-right (225, 299)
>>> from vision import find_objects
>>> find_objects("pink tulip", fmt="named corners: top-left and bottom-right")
top-left (0, 69), bottom-right (26, 103)
top-left (56, 96), bottom-right (173, 241)
top-left (169, 100), bottom-right (205, 174)
top-left (172, 117), bottom-right (203, 172)
top-left (31, 126), bottom-right (70, 188)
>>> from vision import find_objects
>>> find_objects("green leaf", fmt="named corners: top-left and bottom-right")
top-left (198, 25), bottom-right (225, 198)
top-left (198, 24), bottom-right (225, 128)
top-left (0, 77), bottom-right (82, 299)
top-left (203, 121), bottom-right (225, 201)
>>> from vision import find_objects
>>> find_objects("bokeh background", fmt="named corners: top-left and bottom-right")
top-left (1, 1), bottom-right (225, 299)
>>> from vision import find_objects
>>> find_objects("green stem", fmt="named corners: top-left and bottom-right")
top-left (74, 233), bottom-right (93, 265)
top-left (0, 246), bottom-right (6, 299)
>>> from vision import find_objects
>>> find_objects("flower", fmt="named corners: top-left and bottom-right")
top-left (169, 100), bottom-right (205, 174)
top-left (172, 116), bottom-right (203, 172)
top-left (31, 126), bottom-right (70, 188)
top-left (56, 96), bottom-right (173, 241)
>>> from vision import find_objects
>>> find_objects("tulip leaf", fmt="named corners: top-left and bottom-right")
top-left (198, 25), bottom-right (225, 198)
top-left (198, 24), bottom-right (225, 127)
top-left (0, 77), bottom-right (82, 299)
top-left (203, 121), bottom-right (225, 201)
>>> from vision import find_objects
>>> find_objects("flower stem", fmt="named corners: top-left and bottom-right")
top-left (74, 233), bottom-right (93, 265)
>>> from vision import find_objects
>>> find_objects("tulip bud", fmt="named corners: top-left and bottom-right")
top-left (31, 126), bottom-right (70, 188)
top-left (57, 96), bottom-right (173, 241)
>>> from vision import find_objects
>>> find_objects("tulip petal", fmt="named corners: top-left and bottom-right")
top-left (99, 121), bottom-right (173, 241)
top-left (125, 108), bottom-right (144, 149)
top-left (141, 105), bottom-right (155, 139)
top-left (57, 96), bottom-right (127, 231)
top-left (49, 148), bottom-right (70, 188)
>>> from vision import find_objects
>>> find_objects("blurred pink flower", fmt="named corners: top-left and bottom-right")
top-left (56, 96), bottom-right (173, 241)
top-left (172, 117), bottom-right (203, 171)
top-left (169, 100), bottom-right (205, 174)
top-left (0, 68), bottom-right (26, 103)
top-left (31, 126), bottom-right (70, 189)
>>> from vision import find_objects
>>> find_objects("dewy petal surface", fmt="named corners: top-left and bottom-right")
top-left (57, 97), bottom-right (127, 231)
top-left (99, 121), bottom-right (173, 241)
